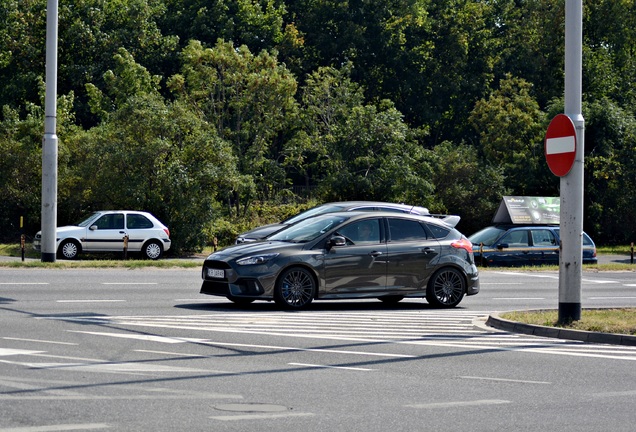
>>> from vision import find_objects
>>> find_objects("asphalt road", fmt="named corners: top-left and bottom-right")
top-left (0, 266), bottom-right (635, 431)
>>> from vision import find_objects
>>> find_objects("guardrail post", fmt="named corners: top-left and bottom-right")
top-left (631, 242), bottom-right (634, 264)
top-left (213, 236), bottom-right (218, 252)
top-left (20, 234), bottom-right (25, 262)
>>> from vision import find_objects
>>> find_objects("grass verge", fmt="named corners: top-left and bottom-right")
top-left (500, 309), bottom-right (636, 336)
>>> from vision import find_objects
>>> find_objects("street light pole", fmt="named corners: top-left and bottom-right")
top-left (41, 0), bottom-right (59, 262)
top-left (559, 0), bottom-right (585, 323)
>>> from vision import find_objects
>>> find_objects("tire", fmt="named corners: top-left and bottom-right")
top-left (227, 296), bottom-right (255, 305)
top-left (426, 267), bottom-right (466, 308)
top-left (57, 240), bottom-right (80, 260)
top-left (379, 295), bottom-right (404, 304)
top-left (142, 240), bottom-right (163, 260)
top-left (274, 267), bottom-right (316, 309)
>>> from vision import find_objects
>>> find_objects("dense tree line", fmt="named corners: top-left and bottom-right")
top-left (1, 0), bottom-right (635, 251)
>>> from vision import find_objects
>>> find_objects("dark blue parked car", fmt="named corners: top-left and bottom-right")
top-left (468, 225), bottom-right (597, 267)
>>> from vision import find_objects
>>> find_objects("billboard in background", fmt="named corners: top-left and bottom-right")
top-left (492, 196), bottom-right (560, 225)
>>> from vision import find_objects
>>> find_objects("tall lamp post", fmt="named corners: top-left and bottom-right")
top-left (41, 0), bottom-right (59, 262)
top-left (559, 0), bottom-right (585, 323)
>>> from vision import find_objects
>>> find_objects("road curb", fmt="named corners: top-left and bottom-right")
top-left (486, 311), bottom-right (636, 347)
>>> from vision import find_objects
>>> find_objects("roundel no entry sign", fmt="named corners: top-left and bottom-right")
top-left (545, 114), bottom-right (577, 177)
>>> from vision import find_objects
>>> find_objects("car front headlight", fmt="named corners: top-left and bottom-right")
top-left (236, 253), bottom-right (279, 266)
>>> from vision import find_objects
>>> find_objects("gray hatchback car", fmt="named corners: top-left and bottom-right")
top-left (235, 201), bottom-right (431, 243)
top-left (201, 211), bottom-right (479, 309)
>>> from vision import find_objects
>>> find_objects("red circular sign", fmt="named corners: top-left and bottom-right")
top-left (545, 114), bottom-right (577, 177)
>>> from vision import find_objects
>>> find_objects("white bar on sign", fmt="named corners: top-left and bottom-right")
top-left (546, 136), bottom-right (575, 154)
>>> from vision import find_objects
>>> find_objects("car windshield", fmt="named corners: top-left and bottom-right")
top-left (468, 226), bottom-right (507, 246)
top-left (269, 213), bottom-right (350, 242)
top-left (74, 212), bottom-right (101, 227)
top-left (283, 204), bottom-right (349, 225)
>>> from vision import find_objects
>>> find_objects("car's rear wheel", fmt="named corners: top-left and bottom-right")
top-left (426, 267), bottom-right (465, 308)
top-left (274, 267), bottom-right (315, 309)
top-left (57, 240), bottom-right (80, 260)
top-left (142, 240), bottom-right (163, 260)
top-left (227, 296), bottom-right (255, 305)
top-left (378, 295), bottom-right (404, 304)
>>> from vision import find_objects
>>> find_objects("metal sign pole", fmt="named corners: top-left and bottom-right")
top-left (559, 0), bottom-right (585, 323)
top-left (41, 0), bottom-right (59, 262)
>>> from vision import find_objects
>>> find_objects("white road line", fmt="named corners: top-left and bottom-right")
top-left (0, 282), bottom-right (49, 285)
top-left (459, 376), bottom-right (551, 385)
top-left (407, 399), bottom-right (511, 409)
top-left (589, 296), bottom-right (636, 300)
top-left (0, 424), bottom-right (109, 431)
top-left (56, 300), bottom-right (125, 303)
top-left (2, 337), bottom-right (78, 346)
top-left (102, 283), bottom-right (157, 285)
top-left (493, 297), bottom-right (546, 300)
top-left (210, 412), bottom-right (315, 421)
top-left (0, 349), bottom-right (46, 357)
top-left (76, 331), bottom-right (417, 358)
top-left (289, 362), bottom-right (374, 371)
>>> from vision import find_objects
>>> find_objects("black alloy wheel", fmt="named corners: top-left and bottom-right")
top-left (274, 267), bottom-right (316, 309)
top-left (426, 267), bottom-right (466, 308)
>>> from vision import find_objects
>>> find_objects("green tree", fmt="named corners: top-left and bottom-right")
top-left (286, 64), bottom-right (434, 207)
top-left (582, 98), bottom-right (636, 245)
top-left (427, 141), bottom-right (507, 235)
top-left (470, 75), bottom-right (550, 195)
top-left (75, 49), bottom-right (240, 252)
top-left (168, 39), bottom-right (299, 215)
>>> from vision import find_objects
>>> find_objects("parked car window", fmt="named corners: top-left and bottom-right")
top-left (338, 220), bottom-right (381, 244)
top-left (425, 223), bottom-right (449, 239)
top-left (388, 218), bottom-right (428, 241)
top-left (531, 229), bottom-right (557, 246)
top-left (93, 213), bottom-right (124, 230)
top-left (127, 213), bottom-right (153, 229)
top-left (501, 230), bottom-right (529, 247)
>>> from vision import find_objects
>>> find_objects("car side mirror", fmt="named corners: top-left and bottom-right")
top-left (328, 235), bottom-right (346, 249)
top-left (89, 225), bottom-right (98, 231)
top-left (496, 243), bottom-right (509, 250)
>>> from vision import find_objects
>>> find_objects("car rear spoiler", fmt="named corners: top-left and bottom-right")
top-left (428, 214), bottom-right (461, 228)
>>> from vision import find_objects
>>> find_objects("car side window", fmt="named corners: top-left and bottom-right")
top-left (388, 218), bottom-right (428, 242)
top-left (127, 214), bottom-right (153, 229)
top-left (338, 220), bottom-right (381, 244)
top-left (531, 229), bottom-right (557, 246)
top-left (94, 213), bottom-right (124, 230)
top-left (426, 224), bottom-right (450, 239)
top-left (501, 230), bottom-right (529, 247)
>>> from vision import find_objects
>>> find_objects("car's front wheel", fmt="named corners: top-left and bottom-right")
top-left (142, 240), bottom-right (163, 260)
top-left (57, 240), bottom-right (80, 260)
top-left (274, 267), bottom-right (315, 309)
top-left (426, 267), bottom-right (466, 308)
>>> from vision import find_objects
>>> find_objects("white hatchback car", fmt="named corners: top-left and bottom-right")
top-left (33, 210), bottom-right (171, 260)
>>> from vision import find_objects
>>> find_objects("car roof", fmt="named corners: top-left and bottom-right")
top-left (339, 210), bottom-right (459, 228)
top-left (320, 201), bottom-right (430, 213)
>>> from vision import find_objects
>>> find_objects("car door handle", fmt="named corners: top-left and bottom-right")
top-left (369, 251), bottom-right (383, 257)
top-left (421, 248), bottom-right (436, 254)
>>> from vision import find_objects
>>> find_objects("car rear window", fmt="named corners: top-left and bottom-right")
top-left (127, 214), bottom-right (154, 229)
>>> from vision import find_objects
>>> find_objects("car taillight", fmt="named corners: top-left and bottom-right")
top-left (451, 238), bottom-right (473, 254)
top-left (164, 228), bottom-right (170, 238)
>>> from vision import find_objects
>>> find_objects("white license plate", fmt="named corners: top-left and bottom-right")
top-left (207, 268), bottom-right (225, 279)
